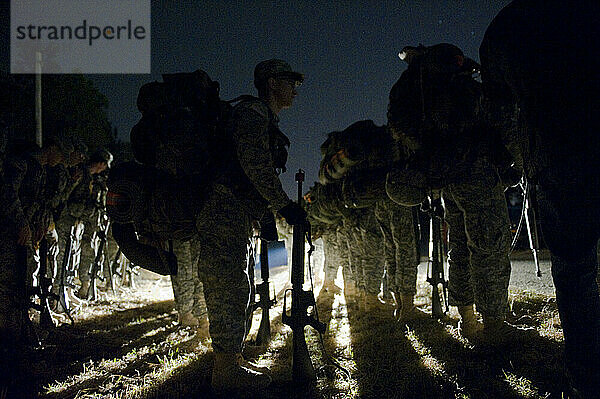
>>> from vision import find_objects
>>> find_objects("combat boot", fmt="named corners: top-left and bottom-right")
top-left (177, 312), bottom-right (200, 327)
top-left (364, 293), bottom-right (392, 316)
top-left (475, 317), bottom-right (537, 346)
top-left (196, 314), bottom-right (210, 339)
top-left (343, 283), bottom-right (359, 298)
top-left (321, 280), bottom-right (341, 295)
top-left (236, 353), bottom-right (269, 373)
top-left (457, 305), bottom-right (483, 340)
top-left (75, 281), bottom-right (90, 299)
top-left (395, 294), bottom-right (428, 322)
top-left (211, 353), bottom-right (271, 393)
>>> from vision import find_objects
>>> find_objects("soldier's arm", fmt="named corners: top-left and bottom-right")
top-left (1, 156), bottom-right (28, 231)
top-left (232, 106), bottom-right (291, 211)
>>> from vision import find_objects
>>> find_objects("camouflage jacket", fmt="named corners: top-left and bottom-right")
top-left (1, 151), bottom-right (47, 232)
top-left (224, 96), bottom-right (291, 217)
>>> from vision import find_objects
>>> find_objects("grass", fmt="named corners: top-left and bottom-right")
top-left (26, 267), bottom-right (573, 399)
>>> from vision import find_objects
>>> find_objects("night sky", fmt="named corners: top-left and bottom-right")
top-left (2, 1), bottom-right (511, 197)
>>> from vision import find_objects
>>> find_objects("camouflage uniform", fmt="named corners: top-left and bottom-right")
top-left (321, 229), bottom-right (340, 283)
top-left (354, 207), bottom-right (385, 295)
top-left (374, 198), bottom-right (418, 297)
top-left (444, 157), bottom-right (512, 320)
top-left (171, 239), bottom-right (207, 319)
top-left (343, 215), bottom-right (363, 291)
top-left (58, 162), bottom-right (96, 287)
top-left (193, 97), bottom-right (291, 354)
top-left (0, 151), bottom-right (46, 370)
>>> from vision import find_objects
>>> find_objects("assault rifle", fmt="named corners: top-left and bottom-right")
top-left (282, 169), bottom-right (327, 383)
top-left (422, 196), bottom-right (449, 319)
top-left (254, 237), bottom-right (276, 345)
top-left (30, 238), bottom-right (58, 328)
top-left (54, 221), bottom-right (83, 322)
top-left (87, 209), bottom-right (110, 301)
top-left (510, 177), bottom-right (542, 277)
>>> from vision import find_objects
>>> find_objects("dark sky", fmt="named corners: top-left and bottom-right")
top-left (2, 1), bottom-right (511, 197)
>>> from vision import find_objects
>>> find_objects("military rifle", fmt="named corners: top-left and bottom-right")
top-left (255, 237), bottom-right (276, 345)
top-left (87, 209), bottom-right (110, 301)
top-left (30, 238), bottom-right (58, 328)
top-left (282, 169), bottom-right (327, 383)
top-left (510, 177), bottom-right (542, 277)
top-left (423, 196), bottom-right (449, 319)
top-left (55, 221), bottom-right (82, 323)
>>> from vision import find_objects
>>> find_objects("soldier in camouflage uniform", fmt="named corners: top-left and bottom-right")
top-left (374, 198), bottom-right (420, 321)
top-left (193, 59), bottom-right (306, 392)
top-left (57, 149), bottom-right (112, 299)
top-left (0, 136), bottom-right (71, 393)
top-left (387, 43), bottom-right (521, 342)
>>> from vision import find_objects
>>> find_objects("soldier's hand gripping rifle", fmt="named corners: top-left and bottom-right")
top-left (282, 169), bottom-right (327, 383)
top-left (423, 196), bottom-right (449, 319)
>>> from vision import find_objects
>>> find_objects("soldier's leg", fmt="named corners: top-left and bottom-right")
top-left (340, 224), bottom-right (359, 296)
top-left (337, 226), bottom-right (356, 297)
top-left (448, 174), bottom-right (511, 326)
top-left (321, 231), bottom-right (342, 289)
top-left (375, 200), bottom-right (397, 301)
top-left (347, 223), bottom-right (366, 294)
top-left (193, 186), bottom-right (251, 354)
top-left (444, 196), bottom-right (481, 335)
top-left (359, 208), bottom-right (385, 297)
top-left (193, 185), bottom-right (269, 390)
top-left (389, 201), bottom-right (421, 320)
top-left (190, 239), bottom-right (208, 321)
top-left (171, 239), bottom-right (200, 327)
top-left (76, 224), bottom-right (94, 298)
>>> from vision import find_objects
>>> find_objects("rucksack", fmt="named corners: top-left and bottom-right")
top-left (130, 69), bottom-right (231, 176)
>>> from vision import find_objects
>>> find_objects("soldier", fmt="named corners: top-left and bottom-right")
top-left (192, 59), bottom-right (306, 392)
top-left (480, 1), bottom-right (600, 395)
top-left (56, 148), bottom-right (112, 299)
top-left (386, 43), bottom-right (521, 342)
top-left (0, 135), bottom-right (71, 394)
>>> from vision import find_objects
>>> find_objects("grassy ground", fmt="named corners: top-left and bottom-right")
top-left (29, 267), bottom-right (571, 399)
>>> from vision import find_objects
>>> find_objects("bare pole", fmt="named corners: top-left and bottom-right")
top-left (35, 51), bottom-right (42, 148)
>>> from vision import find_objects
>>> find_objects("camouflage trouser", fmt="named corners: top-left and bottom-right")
top-left (322, 230), bottom-right (340, 283)
top-left (55, 216), bottom-right (95, 284)
top-left (335, 225), bottom-right (356, 288)
top-left (445, 162), bottom-right (512, 320)
top-left (374, 198), bottom-right (418, 297)
top-left (342, 220), bottom-right (363, 290)
top-left (192, 184), bottom-right (252, 354)
top-left (171, 239), bottom-right (207, 318)
top-left (356, 208), bottom-right (386, 295)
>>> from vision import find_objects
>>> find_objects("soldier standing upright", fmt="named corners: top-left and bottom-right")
top-left (192, 59), bottom-right (307, 392)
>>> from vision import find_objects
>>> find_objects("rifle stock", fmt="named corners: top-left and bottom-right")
top-left (282, 169), bottom-right (326, 383)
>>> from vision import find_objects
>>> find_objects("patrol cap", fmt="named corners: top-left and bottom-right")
top-left (254, 59), bottom-right (304, 89)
